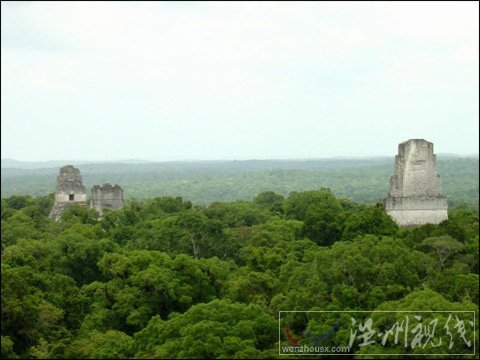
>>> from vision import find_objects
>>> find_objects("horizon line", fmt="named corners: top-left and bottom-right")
top-left (2, 153), bottom-right (479, 164)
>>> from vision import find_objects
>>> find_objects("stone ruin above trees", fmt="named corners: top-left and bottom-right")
top-left (48, 165), bottom-right (124, 220)
top-left (50, 141), bottom-right (449, 227)
top-left (91, 183), bottom-right (124, 216)
top-left (49, 165), bottom-right (88, 220)
top-left (384, 139), bottom-right (448, 227)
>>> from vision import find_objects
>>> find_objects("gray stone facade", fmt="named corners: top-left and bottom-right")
top-left (91, 183), bottom-right (124, 216)
top-left (49, 165), bottom-right (88, 220)
top-left (384, 139), bottom-right (448, 226)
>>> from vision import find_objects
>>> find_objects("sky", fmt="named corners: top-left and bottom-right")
top-left (1, 1), bottom-right (479, 161)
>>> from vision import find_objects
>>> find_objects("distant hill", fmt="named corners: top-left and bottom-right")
top-left (436, 153), bottom-right (480, 158)
top-left (1, 157), bottom-right (478, 207)
top-left (2, 155), bottom-right (477, 170)
top-left (1, 159), bottom-right (153, 169)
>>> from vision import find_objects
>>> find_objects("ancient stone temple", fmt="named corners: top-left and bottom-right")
top-left (49, 165), bottom-right (88, 220)
top-left (384, 139), bottom-right (448, 226)
top-left (91, 183), bottom-right (124, 216)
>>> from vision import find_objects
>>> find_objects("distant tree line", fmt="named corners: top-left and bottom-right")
top-left (1, 157), bottom-right (478, 208)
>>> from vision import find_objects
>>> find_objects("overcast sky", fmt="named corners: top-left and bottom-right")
top-left (1, 1), bottom-right (478, 161)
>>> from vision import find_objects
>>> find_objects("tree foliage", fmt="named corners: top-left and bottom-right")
top-left (1, 190), bottom-right (478, 358)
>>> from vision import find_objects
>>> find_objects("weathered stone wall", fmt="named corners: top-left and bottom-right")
top-left (389, 140), bottom-right (444, 197)
top-left (384, 139), bottom-right (448, 226)
top-left (55, 193), bottom-right (87, 203)
top-left (386, 209), bottom-right (449, 226)
top-left (91, 183), bottom-right (124, 216)
top-left (49, 165), bottom-right (88, 220)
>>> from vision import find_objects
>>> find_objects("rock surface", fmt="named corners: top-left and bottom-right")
top-left (384, 139), bottom-right (448, 226)
top-left (49, 165), bottom-right (88, 220)
top-left (91, 183), bottom-right (124, 216)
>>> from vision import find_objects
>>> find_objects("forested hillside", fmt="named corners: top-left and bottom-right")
top-left (1, 190), bottom-right (478, 358)
top-left (1, 157), bottom-right (478, 207)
